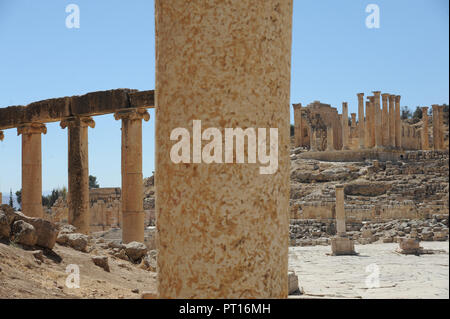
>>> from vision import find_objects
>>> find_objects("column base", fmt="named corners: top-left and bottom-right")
top-left (330, 236), bottom-right (357, 256)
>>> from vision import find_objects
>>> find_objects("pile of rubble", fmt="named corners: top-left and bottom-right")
top-left (290, 215), bottom-right (449, 247)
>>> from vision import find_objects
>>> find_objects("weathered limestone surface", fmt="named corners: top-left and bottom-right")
top-left (373, 91), bottom-right (382, 148)
top-left (335, 185), bottom-right (346, 236)
top-left (17, 123), bottom-right (46, 218)
top-left (381, 93), bottom-right (389, 147)
top-left (0, 89), bottom-right (154, 130)
top-left (293, 103), bottom-right (303, 147)
top-left (421, 107), bottom-right (429, 150)
top-left (395, 95), bottom-right (401, 148)
top-left (357, 93), bottom-right (364, 149)
top-left (342, 102), bottom-right (349, 150)
top-left (115, 108), bottom-right (149, 244)
top-left (155, 0), bottom-right (292, 298)
top-left (61, 117), bottom-right (95, 234)
top-left (388, 95), bottom-right (395, 148)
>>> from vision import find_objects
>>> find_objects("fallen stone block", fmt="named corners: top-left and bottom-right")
top-left (125, 241), bottom-right (147, 262)
top-left (92, 256), bottom-right (110, 272)
top-left (57, 233), bottom-right (89, 252)
top-left (11, 220), bottom-right (37, 247)
top-left (288, 271), bottom-right (300, 295)
top-left (331, 236), bottom-right (357, 256)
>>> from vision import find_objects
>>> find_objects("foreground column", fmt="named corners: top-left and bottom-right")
top-left (17, 123), bottom-right (46, 218)
top-left (155, 0), bottom-right (292, 298)
top-left (61, 117), bottom-right (95, 234)
top-left (357, 93), bottom-right (365, 149)
top-left (114, 108), bottom-right (149, 244)
top-left (438, 105), bottom-right (445, 149)
top-left (395, 95), bottom-right (401, 148)
top-left (293, 103), bottom-right (303, 147)
top-left (342, 102), bottom-right (349, 150)
top-left (388, 95), bottom-right (395, 148)
top-left (381, 93), bottom-right (389, 147)
top-left (373, 91), bottom-right (382, 148)
top-left (421, 107), bottom-right (429, 150)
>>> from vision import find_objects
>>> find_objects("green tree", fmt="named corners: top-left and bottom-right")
top-left (15, 189), bottom-right (21, 208)
top-left (9, 189), bottom-right (14, 210)
top-left (89, 175), bottom-right (100, 189)
top-left (42, 187), bottom-right (67, 208)
top-left (401, 106), bottom-right (412, 120)
top-left (412, 106), bottom-right (422, 123)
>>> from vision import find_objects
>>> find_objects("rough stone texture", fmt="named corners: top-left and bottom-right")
top-left (18, 123), bottom-right (46, 218)
top-left (11, 220), bottom-right (38, 247)
top-left (155, 0), bottom-right (292, 298)
top-left (1, 205), bottom-right (59, 249)
top-left (330, 237), bottom-right (356, 256)
top-left (92, 256), bottom-right (110, 272)
top-left (60, 117), bottom-right (95, 234)
top-left (115, 109), bottom-right (149, 243)
top-left (57, 233), bottom-right (89, 252)
top-left (0, 89), bottom-right (154, 130)
top-left (288, 271), bottom-right (300, 295)
top-left (125, 241), bottom-right (147, 263)
top-left (0, 211), bottom-right (11, 238)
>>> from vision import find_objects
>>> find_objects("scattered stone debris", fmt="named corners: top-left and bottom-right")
top-left (92, 256), bottom-right (110, 272)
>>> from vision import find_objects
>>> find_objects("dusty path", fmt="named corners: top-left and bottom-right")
top-left (289, 241), bottom-right (449, 299)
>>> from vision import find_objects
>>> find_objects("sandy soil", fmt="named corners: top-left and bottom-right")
top-left (0, 240), bottom-right (157, 299)
top-left (289, 241), bottom-right (449, 299)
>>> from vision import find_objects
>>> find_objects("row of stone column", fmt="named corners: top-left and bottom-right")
top-left (1, 108), bottom-right (149, 244)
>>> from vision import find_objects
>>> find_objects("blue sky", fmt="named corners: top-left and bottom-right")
top-left (0, 0), bottom-right (448, 196)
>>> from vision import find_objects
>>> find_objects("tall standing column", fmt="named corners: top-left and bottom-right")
top-left (335, 184), bottom-right (346, 236)
top-left (373, 91), bottom-right (382, 148)
top-left (326, 126), bottom-right (334, 151)
top-left (364, 100), bottom-right (371, 148)
top-left (369, 96), bottom-right (376, 147)
top-left (439, 105), bottom-right (445, 149)
top-left (395, 95), bottom-right (401, 148)
top-left (114, 108), bottom-right (149, 244)
top-left (388, 95), bottom-right (395, 148)
top-left (381, 93), bottom-right (389, 147)
top-left (293, 103), bottom-right (303, 147)
top-left (155, 0), bottom-right (292, 298)
top-left (342, 102), bottom-right (349, 150)
top-left (60, 117), bottom-right (95, 234)
top-left (357, 93), bottom-right (365, 149)
top-left (17, 123), bottom-right (47, 218)
top-left (421, 107), bottom-right (429, 150)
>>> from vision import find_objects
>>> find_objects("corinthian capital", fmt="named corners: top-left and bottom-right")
top-left (17, 122), bottom-right (47, 136)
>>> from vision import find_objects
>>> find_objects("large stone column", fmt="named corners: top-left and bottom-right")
top-left (373, 91), bottom-right (382, 148)
top-left (342, 102), bottom-right (349, 150)
top-left (335, 184), bottom-right (346, 236)
top-left (155, 0), bottom-right (292, 298)
top-left (381, 93), bottom-right (389, 147)
top-left (439, 105), bottom-right (445, 149)
top-left (432, 105), bottom-right (443, 150)
top-left (368, 96), bottom-right (376, 148)
top-left (364, 100), bottom-right (371, 148)
top-left (61, 117), bottom-right (95, 234)
top-left (17, 123), bottom-right (47, 218)
top-left (326, 126), bottom-right (334, 151)
top-left (395, 95), bottom-right (401, 148)
top-left (293, 103), bottom-right (303, 147)
top-left (0, 131), bottom-right (4, 141)
top-left (114, 108), bottom-right (149, 244)
top-left (388, 95), bottom-right (395, 148)
top-left (421, 107), bottom-right (429, 150)
top-left (357, 93), bottom-right (365, 149)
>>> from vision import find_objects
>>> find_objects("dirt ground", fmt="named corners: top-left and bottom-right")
top-left (1, 239), bottom-right (448, 299)
top-left (0, 240), bottom-right (157, 299)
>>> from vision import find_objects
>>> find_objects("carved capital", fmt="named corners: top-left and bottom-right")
top-left (395, 95), bottom-right (401, 103)
top-left (292, 103), bottom-right (302, 110)
top-left (388, 95), bottom-right (395, 103)
top-left (372, 91), bottom-right (381, 97)
top-left (357, 93), bottom-right (364, 100)
top-left (60, 116), bottom-right (95, 130)
top-left (114, 108), bottom-right (150, 122)
top-left (17, 122), bottom-right (47, 136)
top-left (381, 93), bottom-right (390, 101)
